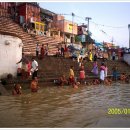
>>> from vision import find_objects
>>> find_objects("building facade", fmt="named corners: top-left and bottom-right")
top-left (18, 2), bottom-right (41, 24)
top-left (0, 2), bottom-right (12, 17)
top-left (0, 2), bottom-right (79, 43)
top-left (51, 14), bottom-right (78, 43)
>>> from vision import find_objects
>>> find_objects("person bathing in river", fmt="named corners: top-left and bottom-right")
top-left (120, 73), bottom-right (127, 83)
top-left (93, 79), bottom-right (100, 85)
top-left (12, 84), bottom-right (22, 95)
top-left (57, 75), bottom-right (68, 87)
top-left (125, 75), bottom-right (130, 83)
top-left (68, 66), bottom-right (80, 88)
top-left (72, 81), bottom-right (80, 89)
top-left (104, 78), bottom-right (112, 86)
top-left (112, 66), bottom-right (118, 81)
top-left (30, 77), bottom-right (39, 92)
top-left (69, 66), bottom-right (75, 85)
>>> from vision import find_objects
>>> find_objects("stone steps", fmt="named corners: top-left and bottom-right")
top-left (35, 57), bottom-right (130, 82)
top-left (0, 17), bottom-right (61, 56)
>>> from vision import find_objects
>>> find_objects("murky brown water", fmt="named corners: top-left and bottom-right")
top-left (0, 83), bottom-right (130, 128)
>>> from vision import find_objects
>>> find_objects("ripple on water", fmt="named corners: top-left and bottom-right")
top-left (0, 84), bottom-right (130, 127)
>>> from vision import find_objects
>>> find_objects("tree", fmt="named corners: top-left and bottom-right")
top-left (85, 31), bottom-right (94, 44)
top-left (75, 35), bottom-right (81, 42)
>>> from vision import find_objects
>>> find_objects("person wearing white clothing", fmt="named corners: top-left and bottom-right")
top-left (31, 58), bottom-right (38, 79)
top-left (100, 62), bottom-right (106, 82)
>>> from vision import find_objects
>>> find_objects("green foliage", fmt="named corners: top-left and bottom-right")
top-left (75, 35), bottom-right (81, 42)
top-left (85, 33), bottom-right (94, 44)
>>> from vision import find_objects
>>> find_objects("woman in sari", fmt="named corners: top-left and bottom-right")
top-left (89, 50), bottom-right (93, 62)
top-left (79, 67), bottom-right (85, 84)
top-left (91, 61), bottom-right (98, 76)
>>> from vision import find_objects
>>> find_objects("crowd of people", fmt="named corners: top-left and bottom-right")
top-left (15, 53), bottom-right (39, 95)
top-left (12, 44), bottom-right (128, 96)
top-left (36, 43), bottom-right (49, 59)
top-left (54, 60), bottom-right (130, 89)
top-left (14, 42), bottom-right (53, 95)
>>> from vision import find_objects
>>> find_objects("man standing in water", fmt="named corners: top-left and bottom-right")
top-left (30, 77), bottom-right (39, 92)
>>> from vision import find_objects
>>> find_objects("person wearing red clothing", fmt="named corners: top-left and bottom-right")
top-left (79, 67), bottom-right (85, 84)
top-left (64, 44), bottom-right (68, 52)
top-left (40, 44), bottom-right (45, 59)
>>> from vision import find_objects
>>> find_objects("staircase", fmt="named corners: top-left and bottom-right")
top-left (0, 17), bottom-right (35, 54)
top-left (37, 57), bottom-right (79, 81)
top-left (0, 16), bottom-right (61, 55)
top-left (33, 35), bottom-right (61, 55)
top-left (36, 57), bottom-right (130, 82)
top-left (1, 17), bottom-right (130, 83)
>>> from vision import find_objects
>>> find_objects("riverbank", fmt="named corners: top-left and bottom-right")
top-left (1, 56), bottom-right (130, 95)
top-left (1, 77), bottom-right (130, 96)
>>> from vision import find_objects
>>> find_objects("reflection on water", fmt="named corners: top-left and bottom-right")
top-left (0, 83), bottom-right (130, 127)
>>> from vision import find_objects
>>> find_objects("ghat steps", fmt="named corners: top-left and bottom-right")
top-left (0, 17), bottom-right (60, 55)
top-left (36, 56), bottom-right (130, 82)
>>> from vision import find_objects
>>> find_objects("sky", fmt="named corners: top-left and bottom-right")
top-left (39, 2), bottom-right (130, 48)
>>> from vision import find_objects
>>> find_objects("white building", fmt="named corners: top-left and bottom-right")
top-left (0, 34), bottom-right (23, 78)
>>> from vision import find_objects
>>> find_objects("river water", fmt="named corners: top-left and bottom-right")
top-left (0, 83), bottom-right (130, 128)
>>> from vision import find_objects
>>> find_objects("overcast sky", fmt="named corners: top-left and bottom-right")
top-left (39, 2), bottom-right (130, 47)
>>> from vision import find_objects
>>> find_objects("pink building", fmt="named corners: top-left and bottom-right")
top-left (51, 14), bottom-right (78, 43)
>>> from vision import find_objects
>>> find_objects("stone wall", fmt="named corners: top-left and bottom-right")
top-left (123, 53), bottom-right (130, 65)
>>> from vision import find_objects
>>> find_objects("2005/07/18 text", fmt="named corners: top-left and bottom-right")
top-left (108, 108), bottom-right (130, 115)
